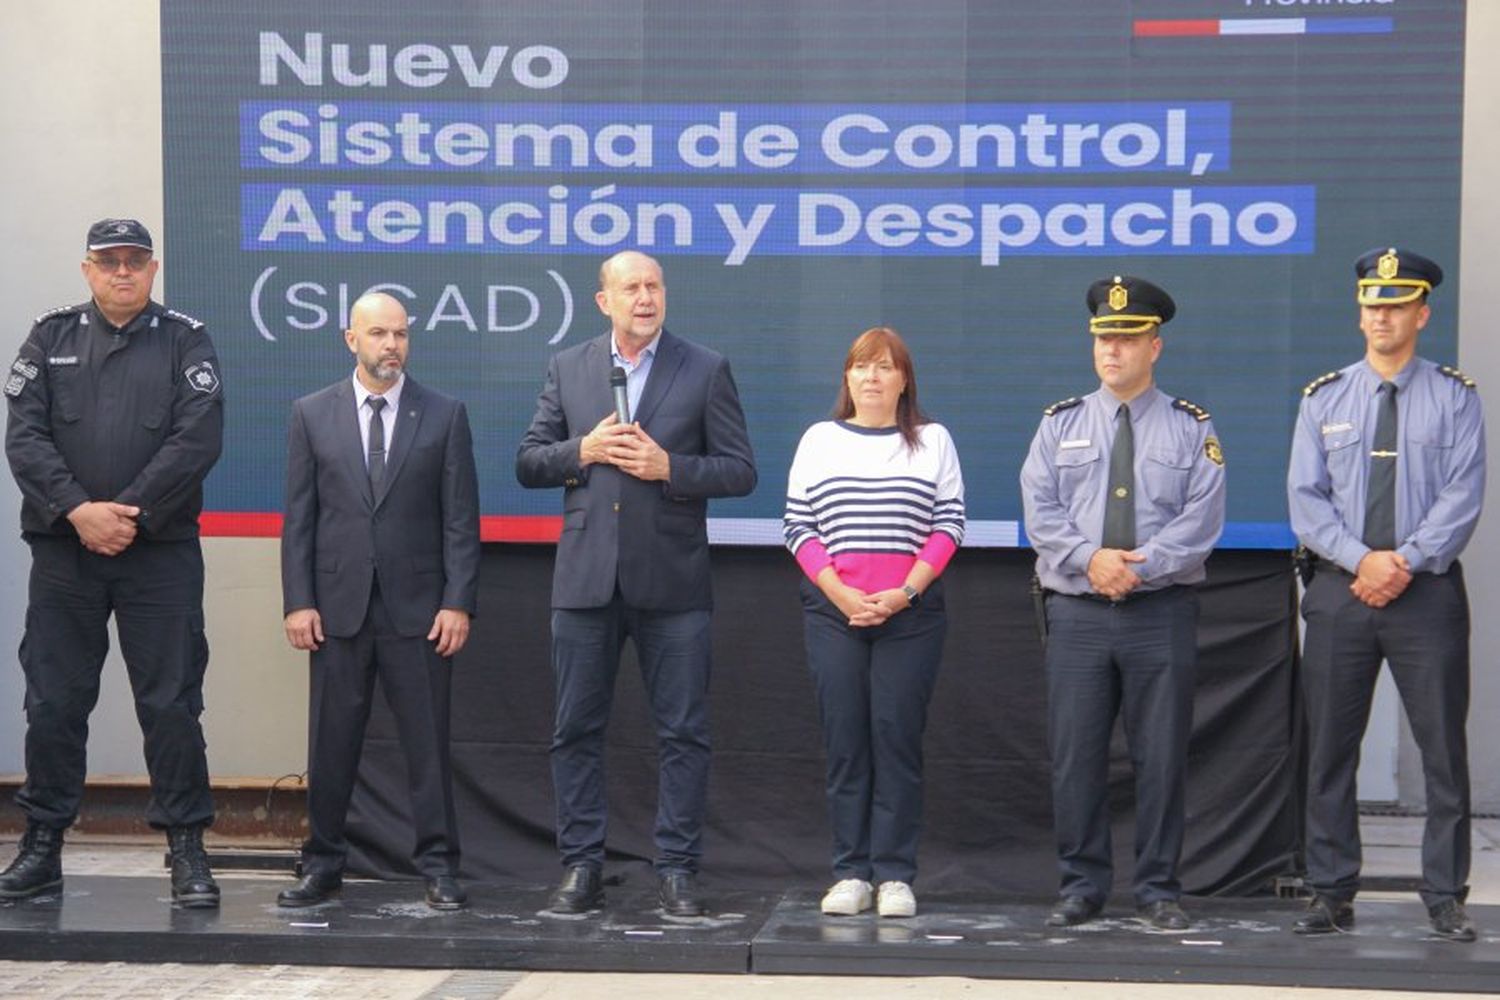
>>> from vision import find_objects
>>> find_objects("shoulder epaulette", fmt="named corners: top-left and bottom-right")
top-left (32, 304), bottom-right (82, 325)
top-left (1302, 371), bottom-right (1342, 397)
top-left (163, 308), bottom-right (205, 331)
top-left (1042, 396), bottom-right (1081, 417)
top-left (1172, 397), bottom-right (1211, 422)
top-left (1439, 365), bottom-right (1478, 389)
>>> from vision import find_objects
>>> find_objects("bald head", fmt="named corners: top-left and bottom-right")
top-left (346, 292), bottom-right (410, 392)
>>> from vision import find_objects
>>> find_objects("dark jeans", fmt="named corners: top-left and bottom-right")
top-left (17, 536), bottom-right (212, 830)
top-left (550, 595), bottom-right (713, 874)
top-left (1300, 565), bottom-right (1470, 908)
top-left (1044, 586), bottom-right (1197, 906)
top-left (802, 578), bottom-right (946, 885)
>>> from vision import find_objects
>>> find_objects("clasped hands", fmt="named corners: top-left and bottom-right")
top-left (68, 500), bottom-right (141, 556)
top-left (579, 413), bottom-right (670, 481)
top-left (1352, 550), bottom-right (1411, 608)
top-left (1087, 547), bottom-right (1145, 601)
top-left (825, 581), bottom-right (912, 627)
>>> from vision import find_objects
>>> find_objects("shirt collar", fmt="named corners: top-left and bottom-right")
top-left (611, 329), bottom-right (660, 368)
top-left (352, 370), bottom-right (405, 411)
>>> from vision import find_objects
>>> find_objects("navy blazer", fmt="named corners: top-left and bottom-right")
top-left (516, 330), bottom-right (756, 611)
top-left (281, 375), bottom-right (481, 638)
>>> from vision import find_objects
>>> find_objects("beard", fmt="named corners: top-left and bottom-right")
top-left (364, 356), bottom-right (403, 383)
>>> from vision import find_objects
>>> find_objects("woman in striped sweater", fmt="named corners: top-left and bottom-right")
top-left (783, 327), bottom-right (965, 918)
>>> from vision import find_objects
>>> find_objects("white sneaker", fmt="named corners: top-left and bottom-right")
top-left (820, 878), bottom-right (874, 915)
top-left (877, 880), bottom-right (916, 918)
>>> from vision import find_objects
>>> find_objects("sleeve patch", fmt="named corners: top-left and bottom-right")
top-left (1172, 397), bottom-right (1211, 421)
top-left (1042, 396), bottom-right (1082, 417)
top-left (185, 361), bottom-right (220, 394)
top-left (4, 373), bottom-right (26, 397)
top-left (1302, 370), bottom-right (1342, 397)
top-left (10, 359), bottom-right (38, 381)
top-left (1205, 436), bottom-right (1224, 466)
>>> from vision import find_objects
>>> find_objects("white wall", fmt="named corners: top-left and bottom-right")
top-left (0, 2), bottom-right (308, 778)
top-left (0, 2), bottom-right (1496, 805)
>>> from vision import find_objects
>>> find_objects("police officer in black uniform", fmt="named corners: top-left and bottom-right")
top-left (0, 219), bottom-right (224, 907)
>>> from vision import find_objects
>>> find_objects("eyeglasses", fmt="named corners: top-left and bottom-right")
top-left (87, 252), bottom-right (153, 273)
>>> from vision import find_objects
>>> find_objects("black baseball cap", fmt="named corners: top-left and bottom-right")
top-left (86, 218), bottom-right (153, 252)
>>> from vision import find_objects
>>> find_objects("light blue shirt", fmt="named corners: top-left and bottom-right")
top-left (610, 330), bottom-right (658, 422)
top-left (1021, 385), bottom-right (1227, 595)
top-left (1288, 356), bottom-right (1485, 575)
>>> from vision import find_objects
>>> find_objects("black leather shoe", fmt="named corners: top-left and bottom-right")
top-left (1138, 899), bottom-right (1190, 930)
top-left (548, 865), bottom-right (603, 914)
top-left (1293, 895), bottom-right (1354, 935)
top-left (1045, 895), bottom-right (1102, 928)
top-left (425, 874), bottom-right (468, 911)
top-left (277, 871), bottom-right (343, 908)
top-left (1429, 899), bottom-right (1477, 942)
top-left (658, 872), bottom-right (706, 917)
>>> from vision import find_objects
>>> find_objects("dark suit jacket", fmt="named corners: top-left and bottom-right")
top-left (516, 329), bottom-right (756, 611)
top-left (282, 375), bottom-right (480, 638)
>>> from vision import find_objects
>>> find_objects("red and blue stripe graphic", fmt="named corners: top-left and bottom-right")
top-left (1135, 17), bottom-right (1393, 38)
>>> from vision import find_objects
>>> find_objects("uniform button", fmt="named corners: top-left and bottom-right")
top-left (613, 502), bottom-right (620, 512)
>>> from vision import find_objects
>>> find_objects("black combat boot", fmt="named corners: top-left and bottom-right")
top-left (167, 825), bottom-right (220, 908)
top-left (0, 821), bottom-right (64, 898)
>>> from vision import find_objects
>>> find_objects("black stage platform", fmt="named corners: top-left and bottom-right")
top-left (2, 876), bottom-right (1497, 991)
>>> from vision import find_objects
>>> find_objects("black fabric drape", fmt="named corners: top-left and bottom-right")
top-left (342, 546), bottom-right (1299, 897)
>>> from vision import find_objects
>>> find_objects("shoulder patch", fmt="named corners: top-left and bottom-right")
top-left (1172, 397), bottom-right (1211, 422)
top-left (164, 308), bottom-right (205, 331)
top-left (32, 304), bottom-right (82, 325)
top-left (1042, 396), bottom-right (1082, 417)
top-left (1302, 370), bottom-right (1342, 397)
top-left (1439, 365), bottom-right (1478, 389)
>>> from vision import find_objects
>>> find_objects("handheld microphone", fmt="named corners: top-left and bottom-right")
top-left (610, 366), bottom-right (631, 424)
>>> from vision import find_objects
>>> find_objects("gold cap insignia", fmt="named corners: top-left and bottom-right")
top-left (1108, 283), bottom-right (1128, 311)
top-left (1377, 249), bottom-right (1399, 280)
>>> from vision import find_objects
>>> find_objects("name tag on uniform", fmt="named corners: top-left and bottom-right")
top-left (1320, 421), bottom-right (1353, 436)
top-left (47, 356), bottom-right (79, 366)
top-left (1059, 438), bottom-right (1092, 449)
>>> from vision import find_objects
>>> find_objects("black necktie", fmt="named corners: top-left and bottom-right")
top-left (1102, 403), bottom-right (1136, 550)
top-left (367, 396), bottom-right (388, 491)
top-left (1363, 380), bottom-right (1398, 551)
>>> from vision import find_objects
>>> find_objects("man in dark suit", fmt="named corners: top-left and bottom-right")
top-left (278, 291), bottom-right (480, 910)
top-left (517, 250), bottom-right (756, 916)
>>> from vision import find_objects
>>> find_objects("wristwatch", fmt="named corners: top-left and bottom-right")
top-left (902, 585), bottom-right (921, 608)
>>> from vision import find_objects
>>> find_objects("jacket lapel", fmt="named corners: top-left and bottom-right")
top-left (334, 379), bottom-right (375, 509)
top-left (632, 330), bottom-right (682, 428)
top-left (374, 377), bottom-right (425, 509)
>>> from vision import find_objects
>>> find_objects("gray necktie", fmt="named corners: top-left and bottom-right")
top-left (1363, 381), bottom-right (1398, 551)
top-left (1102, 403), bottom-right (1136, 550)
top-left (367, 396), bottom-right (387, 491)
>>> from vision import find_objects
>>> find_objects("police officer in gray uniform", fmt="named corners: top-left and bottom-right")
top-left (1288, 247), bottom-right (1484, 942)
top-left (0, 219), bottom-right (224, 907)
top-left (1021, 276), bottom-right (1225, 930)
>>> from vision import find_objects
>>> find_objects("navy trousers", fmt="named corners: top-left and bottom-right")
top-left (802, 579), bottom-right (946, 885)
top-left (550, 595), bottom-right (713, 874)
top-left (1300, 565), bottom-right (1470, 908)
top-left (17, 536), bottom-right (212, 831)
top-left (1044, 586), bottom-right (1197, 906)
top-left (302, 583), bottom-right (459, 879)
